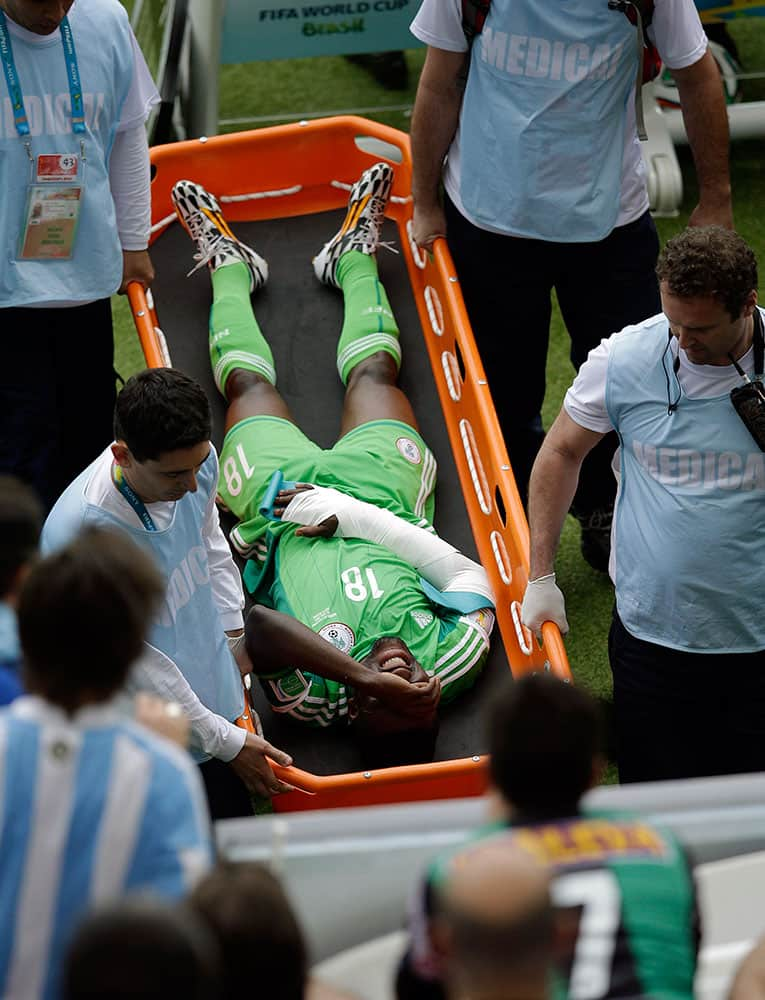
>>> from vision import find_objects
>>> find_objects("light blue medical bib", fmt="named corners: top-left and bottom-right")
top-left (42, 452), bottom-right (245, 760)
top-left (460, 0), bottom-right (636, 241)
top-left (0, 0), bottom-right (134, 304)
top-left (606, 320), bottom-right (765, 652)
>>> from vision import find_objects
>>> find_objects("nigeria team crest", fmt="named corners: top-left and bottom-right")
top-left (319, 622), bottom-right (356, 653)
top-left (396, 436), bottom-right (422, 464)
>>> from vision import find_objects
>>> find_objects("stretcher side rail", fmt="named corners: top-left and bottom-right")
top-left (128, 115), bottom-right (571, 813)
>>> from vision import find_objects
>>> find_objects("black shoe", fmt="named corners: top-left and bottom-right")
top-left (576, 505), bottom-right (613, 573)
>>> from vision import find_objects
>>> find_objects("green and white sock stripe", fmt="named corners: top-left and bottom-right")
top-left (336, 332), bottom-right (402, 384)
top-left (336, 250), bottom-right (401, 385)
top-left (211, 350), bottom-right (276, 395)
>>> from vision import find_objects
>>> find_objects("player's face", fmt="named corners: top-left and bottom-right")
top-left (115, 441), bottom-right (211, 504)
top-left (661, 283), bottom-right (756, 367)
top-left (2, 1), bottom-right (75, 34)
top-left (352, 636), bottom-right (436, 734)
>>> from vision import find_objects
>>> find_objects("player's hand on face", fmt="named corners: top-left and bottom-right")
top-left (371, 670), bottom-right (441, 720)
top-left (274, 484), bottom-right (339, 538)
top-left (229, 732), bottom-right (298, 797)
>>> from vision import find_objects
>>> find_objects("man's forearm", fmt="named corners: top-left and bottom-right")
top-left (109, 123), bottom-right (152, 250)
top-left (410, 50), bottom-right (465, 210)
top-left (246, 606), bottom-right (377, 691)
top-left (673, 50), bottom-right (732, 222)
top-left (527, 443), bottom-right (584, 580)
top-left (130, 643), bottom-right (246, 761)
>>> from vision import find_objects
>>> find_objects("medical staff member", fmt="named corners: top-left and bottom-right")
top-left (0, 0), bottom-right (159, 509)
top-left (522, 227), bottom-right (765, 783)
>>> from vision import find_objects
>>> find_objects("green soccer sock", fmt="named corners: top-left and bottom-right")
top-left (335, 251), bottom-right (401, 385)
top-left (209, 262), bottom-right (276, 397)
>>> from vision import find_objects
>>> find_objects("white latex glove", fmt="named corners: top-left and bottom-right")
top-left (521, 573), bottom-right (569, 638)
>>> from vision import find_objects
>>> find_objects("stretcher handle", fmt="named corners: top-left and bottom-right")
top-left (126, 280), bottom-right (167, 369)
top-left (235, 678), bottom-right (315, 797)
top-left (540, 621), bottom-right (571, 681)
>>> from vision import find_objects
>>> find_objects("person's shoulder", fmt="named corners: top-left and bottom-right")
top-left (428, 820), bottom-right (509, 883)
top-left (72, 0), bottom-right (130, 25)
top-left (42, 458), bottom-right (110, 552)
top-left (69, 0), bottom-right (133, 51)
top-left (608, 312), bottom-right (668, 355)
top-left (118, 717), bottom-right (202, 782)
top-left (612, 311), bottom-right (666, 342)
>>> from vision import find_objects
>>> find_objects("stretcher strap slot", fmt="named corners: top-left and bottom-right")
top-left (441, 351), bottom-right (463, 403)
top-left (424, 285), bottom-right (444, 336)
top-left (459, 418), bottom-right (491, 515)
top-left (406, 218), bottom-right (427, 270)
top-left (490, 530), bottom-right (512, 586)
top-left (510, 600), bottom-right (534, 655)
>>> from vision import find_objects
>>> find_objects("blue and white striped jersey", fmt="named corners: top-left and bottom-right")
top-left (0, 696), bottom-right (213, 1000)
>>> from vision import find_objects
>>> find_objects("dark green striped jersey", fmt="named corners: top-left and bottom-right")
top-left (402, 812), bottom-right (698, 1000)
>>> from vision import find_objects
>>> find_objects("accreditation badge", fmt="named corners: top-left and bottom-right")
top-left (18, 153), bottom-right (83, 260)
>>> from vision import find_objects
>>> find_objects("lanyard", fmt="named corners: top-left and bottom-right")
top-left (111, 463), bottom-right (158, 532)
top-left (754, 309), bottom-right (764, 380)
top-left (0, 11), bottom-right (86, 138)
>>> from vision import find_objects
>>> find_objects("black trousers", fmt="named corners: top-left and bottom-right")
top-left (609, 607), bottom-right (765, 783)
top-left (199, 756), bottom-right (255, 821)
top-left (0, 299), bottom-right (116, 510)
top-left (443, 198), bottom-right (661, 510)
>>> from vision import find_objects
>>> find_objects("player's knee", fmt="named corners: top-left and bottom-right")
top-left (346, 351), bottom-right (398, 389)
top-left (225, 368), bottom-right (272, 402)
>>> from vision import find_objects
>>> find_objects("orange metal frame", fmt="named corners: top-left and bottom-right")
top-left (128, 115), bottom-right (571, 812)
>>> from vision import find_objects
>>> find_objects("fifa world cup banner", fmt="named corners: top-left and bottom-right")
top-left (220, 0), bottom-right (424, 63)
top-left (694, 0), bottom-right (765, 18)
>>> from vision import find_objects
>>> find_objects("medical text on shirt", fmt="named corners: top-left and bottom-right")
top-left (157, 545), bottom-right (211, 628)
top-left (632, 440), bottom-right (765, 491)
top-left (1, 91), bottom-right (105, 139)
top-left (479, 30), bottom-right (625, 82)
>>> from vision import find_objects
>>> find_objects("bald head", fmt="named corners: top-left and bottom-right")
top-left (434, 837), bottom-right (553, 1000)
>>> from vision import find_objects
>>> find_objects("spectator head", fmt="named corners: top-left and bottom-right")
top-left (656, 226), bottom-right (758, 321)
top-left (112, 369), bottom-right (212, 504)
top-left (431, 837), bottom-right (553, 1000)
top-left (488, 674), bottom-right (605, 820)
top-left (189, 860), bottom-right (307, 1000)
top-left (61, 897), bottom-right (221, 1000)
top-left (18, 526), bottom-right (163, 713)
top-left (0, 475), bottom-right (43, 605)
top-left (1, 1), bottom-right (75, 36)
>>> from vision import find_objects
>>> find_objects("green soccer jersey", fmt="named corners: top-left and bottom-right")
top-left (405, 812), bottom-right (698, 1000)
top-left (251, 525), bottom-right (494, 726)
top-left (217, 414), bottom-right (494, 727)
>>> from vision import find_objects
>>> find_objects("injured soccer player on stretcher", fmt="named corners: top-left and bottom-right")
top-left (171, 162), bottom-right (496, 768)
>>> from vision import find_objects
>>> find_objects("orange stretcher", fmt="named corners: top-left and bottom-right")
top-left (128, 115), bottom-right (571, 813)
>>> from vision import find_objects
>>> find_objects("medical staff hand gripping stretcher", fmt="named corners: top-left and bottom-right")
top-left (172, 162), bottom-right (496, 766)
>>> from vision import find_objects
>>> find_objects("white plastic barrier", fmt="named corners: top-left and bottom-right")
top-left (216, 772), bottom-right (765, 988)
top-left (309, 856), bottom-right (765, 1000)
